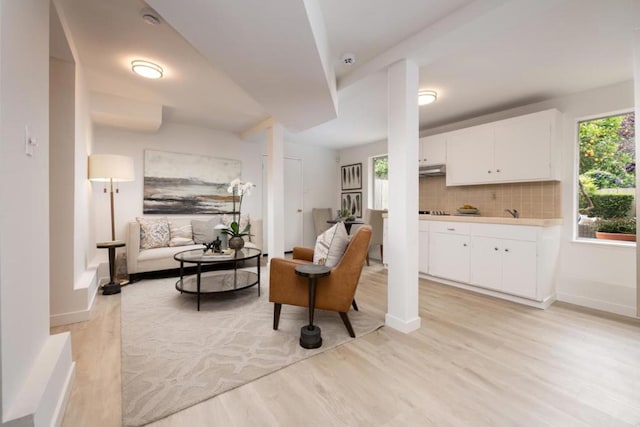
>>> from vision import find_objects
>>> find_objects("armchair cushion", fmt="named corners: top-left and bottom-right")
top-left (313, 222), bottom-right (349, 267)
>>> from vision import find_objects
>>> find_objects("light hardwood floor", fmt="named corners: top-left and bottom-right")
top-left (52, 264), bottom-right (640, 426)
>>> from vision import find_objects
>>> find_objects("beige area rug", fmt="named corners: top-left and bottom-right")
top-left (121, 269), bottom-right (384, 426)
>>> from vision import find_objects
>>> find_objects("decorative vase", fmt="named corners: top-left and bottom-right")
top-left (228, 236), bottom-right (245, 250)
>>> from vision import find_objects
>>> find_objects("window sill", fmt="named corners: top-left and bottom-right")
top-left (571, 237), bottom-right (636, 248)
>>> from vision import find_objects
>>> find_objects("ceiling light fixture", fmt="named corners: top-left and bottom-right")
top-left (418, 90), bottom-right (438, 106)
top-left (131, 60), bottom-right (163, 79)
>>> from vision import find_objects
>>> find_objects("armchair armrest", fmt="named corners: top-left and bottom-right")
top-left (292, 247), bottom-right (314, 262)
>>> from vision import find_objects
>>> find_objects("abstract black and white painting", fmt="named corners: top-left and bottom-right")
top-left (341, 192), bottom-right (362, 218)
top-left (143, 150), bottom-right (241, 214)
top-left (341, 163), bottom-right (362, 190)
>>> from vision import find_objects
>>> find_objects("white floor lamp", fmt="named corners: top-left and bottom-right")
top-left (89, 154), bottom-right (135, 295)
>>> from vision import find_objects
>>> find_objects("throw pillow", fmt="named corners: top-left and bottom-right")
top-left (137, 217), bottom-right (170, 249)
top-left (169, 222), bottom-right (195, 247)
top-left (313, 222), bottom-right (349, 267)
top-left (191, 219), bottom-right (217, 244)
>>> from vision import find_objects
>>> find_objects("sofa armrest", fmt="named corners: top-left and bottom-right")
top-left (127, 221), bottom-right (140, 274)
top-left (250, 218), bottom-right (263, 250)
top-left (292, 247), bottom-right (314, 262)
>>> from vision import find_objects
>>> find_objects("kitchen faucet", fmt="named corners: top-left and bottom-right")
top-left (505, 209), bottom-right (519, 218)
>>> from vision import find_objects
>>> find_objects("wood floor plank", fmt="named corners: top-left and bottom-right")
top-left (53, 263), bottom-right (640, 426)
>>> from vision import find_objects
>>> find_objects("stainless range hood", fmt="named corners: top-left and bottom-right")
top-left (419, 164), bottom-right (446, 176)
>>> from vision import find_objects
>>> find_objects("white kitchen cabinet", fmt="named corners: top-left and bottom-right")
top-left (419, 134), bottom-right (447, 167)
top-left (429, 232), bottom-right (469, 283)
top-left (470, 236), bottom-right (537, 299)
top-left (423, 219), bottom-right (561, 308)
top-left (446, 109), bottom-right (561, 186)
top-left (493, 110), bottom-right (555, 182)
top-left (469, 236), bottom-right (502, 291)
top-left (418, 221), bottom-right (429, 274)
top-left (501, 239), bottom-right (537, 298)
top-left (446, 124), bottom-right (494, 185)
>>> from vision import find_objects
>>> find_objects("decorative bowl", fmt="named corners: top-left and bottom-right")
top-left (457, 208), bottom-right (479, 214)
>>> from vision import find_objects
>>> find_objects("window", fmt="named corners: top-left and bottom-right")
top-left (371, 155), bottom-right (388, 210)
top-left (577, 112), bottom-right (635, 242)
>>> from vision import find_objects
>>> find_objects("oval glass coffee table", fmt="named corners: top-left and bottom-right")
top-left (174, 247), bottom-right (261, 311)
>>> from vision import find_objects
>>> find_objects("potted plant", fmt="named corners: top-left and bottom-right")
top-left (594, 217), bottom-right (636, 241)
top-left (222, 179), bottom-right (255, 250)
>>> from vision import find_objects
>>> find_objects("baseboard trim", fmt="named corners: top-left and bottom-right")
top-left (52, 362), bottom-right (75, 427)
top-left (556, 292), bottom-right (638, 318)
top-left (385, 313), bottom-right (421, 333)
top-left (422, 274), bottom-right (554, 309)
top-left (3, 334), bottom-right (73, 427)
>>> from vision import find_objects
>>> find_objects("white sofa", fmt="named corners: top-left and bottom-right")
top-left (126, 217), bottom-right (262, 281)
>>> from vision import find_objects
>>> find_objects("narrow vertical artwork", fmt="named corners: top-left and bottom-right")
top-left (341, 163), bottom-right (362, 190)
top-left (341, 192), bottom-right (362, 218)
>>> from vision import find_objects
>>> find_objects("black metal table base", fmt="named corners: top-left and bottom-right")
top-left (300, 325), bottom-right (322, 349)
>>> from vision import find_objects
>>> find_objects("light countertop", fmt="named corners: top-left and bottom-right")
top-left (418, 215), bottom-right (562, 227)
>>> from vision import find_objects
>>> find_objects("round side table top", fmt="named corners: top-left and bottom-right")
top-left (295, 264), bottom-right (331, 278)
top-left (97, 240), bottom-right (126, 249)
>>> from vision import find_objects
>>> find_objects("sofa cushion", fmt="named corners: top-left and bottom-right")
top-left (191, 219), bottom-right (217, 244)
top-left (169, 222), bottom-right (195, 247)
top-left (313, 222), bottom-right (349, 267)
top-left (138, 217), bottom-right (170, 249)
top-left (138, 245), bottom-right (204, 262)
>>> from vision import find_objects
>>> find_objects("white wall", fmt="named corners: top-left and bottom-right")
top-left (423, 80), bottom-right (636, 317)
top-left (1, 1), bottom-right (74, 424)
top-left (48, 1), bottom-right (99, 327)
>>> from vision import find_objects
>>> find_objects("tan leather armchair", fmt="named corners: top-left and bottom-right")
top-left (269, 225), bottom-right (372, 337)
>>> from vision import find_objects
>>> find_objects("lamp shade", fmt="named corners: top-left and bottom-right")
top-left (89, 154), bottom-right (135, 182)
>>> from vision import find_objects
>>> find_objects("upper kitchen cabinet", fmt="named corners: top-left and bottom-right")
top-left (446, 109), bottom-right (562, 186)
top-left (446, 123), bottom-right (494, 185)
top-left (419, 134), bottom-right (447, 167)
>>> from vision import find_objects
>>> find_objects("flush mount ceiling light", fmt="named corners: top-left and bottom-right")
top-left (131, 60), bottom-right (163, 79)
top-left (418, 90), bottom-right (438, 106)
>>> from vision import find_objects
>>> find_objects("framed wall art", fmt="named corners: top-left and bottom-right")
top-left (341, 192), bottom-right (362, 218)
top-left (143, 150), bottom-right (241, 214)
top-left (341, 162), bottom-right (362, 190)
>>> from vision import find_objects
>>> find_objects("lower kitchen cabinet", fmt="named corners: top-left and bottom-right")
top-left (429, 232), bottom-right (469, 283)
top-left (470, 236), bottom-right (537, 299)
top-left (423, 220), bottom-right (561, 307)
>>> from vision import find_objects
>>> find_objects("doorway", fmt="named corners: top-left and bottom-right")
top-left (261, 156), bottom-right (304, 252)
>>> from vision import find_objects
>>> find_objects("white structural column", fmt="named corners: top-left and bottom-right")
top-left (634, 0), bottom-right (640, 317)
top-left (385, 59), bottom-right (421, 333)
top-left (267, 123), bottom-right (286, 260)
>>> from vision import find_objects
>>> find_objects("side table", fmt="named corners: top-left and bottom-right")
top-left (97, 240), bottom-right (126, 295)
top-left (295, 264), bottom-right (331, 349)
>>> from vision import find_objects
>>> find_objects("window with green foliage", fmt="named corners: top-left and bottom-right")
top-left (577, 112), bottom-right (635, 242)
top-left (371, 155), bottom-right (388, 210)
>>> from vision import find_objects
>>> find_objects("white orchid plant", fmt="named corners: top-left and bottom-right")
top-left (223, 179), bottom-right (255, 238)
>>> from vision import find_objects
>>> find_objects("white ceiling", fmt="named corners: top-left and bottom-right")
top-left (53, 0), bottom-right (636, 149)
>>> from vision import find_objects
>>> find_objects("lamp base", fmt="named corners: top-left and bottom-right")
top-left (102, 282), bottom-right (122, 295)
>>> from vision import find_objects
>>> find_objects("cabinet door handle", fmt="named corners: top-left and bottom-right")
top-left (496, 169), bottom-right (501, 173)
top-left (494, 247), bottom-right (499, 251)
top-left (487, 170), bottom-right (492, 174)
top-left (504, 249), bottom-right (509, 252)
top-left (463, 243), bottom-right (467, 247)
top-left (447, 227), bottom-right (455, 231)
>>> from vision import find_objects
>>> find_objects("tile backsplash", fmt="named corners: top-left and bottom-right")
top-left (419, 176), bottom-right (561, 218)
